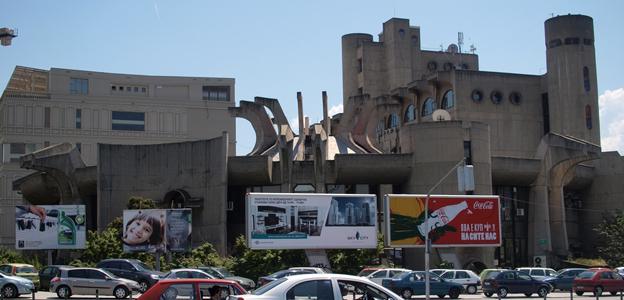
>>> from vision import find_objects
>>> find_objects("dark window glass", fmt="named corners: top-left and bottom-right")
top-left (357, 58), bottom-right (363, 73)
top-left (404, 104), bottom-right (416, 122)
top-left (75, 109), bottom-right (82, 129)
top-left (141, 87), bottom-right (147, 93)
top-left (119, 262), bottom-right (134, 271)
top-left (44, 107), bottom-right (51, 128)
top-left (564, 37), bottom-right (580, 45)
top-left (67, 269), bottom-right (87, 278)
top-left (442, 90), bottom-right (454, 109)
top-left (443, 62), bottom-right (453, 71)
top-left (112, 86), bottom-right (116, 91)
top-left (88, 269), bottom-right (107, 280)
top-left (427, 61), bottom-right (437, 71)
top-left (509, 92), bottom-right (522, 105)
top-left (585, 105), bottom-right (592, 129)
top-left (583, 67), bottom-right (591, 92)
top-left (542, 93), bottom-right (550, 134)
top-left (10, 143), bottom-right (25, 154)
top-left (76, 143), bottom-right (81, 153)
top-left (548, 39), bottom-right (562, 48)
top-left (422, 98), bottom-right (436, 116)
top-left (387, 113), bottom-right (399, 129)
top-left (119, 86), bottom-right (124, 91)
top-left (69, 78), bottom-right (88, 95)
top-left (457, 271), bottom-right (469, 279)
top-left (490, 91), bottom-right (503, 104)
top-left (202, 86), bottom-right (230, 101)
top-left (471, 90), bottom-right (483, 103)
top-left (464, 141), bottom-right (472, 165)
top-left (441, 272), bottom-right (454, 279)
top-left (286, 280), bottom-right (333, 300)
top-left (583, 38), bottom-right (593, 46)
top-left (133, 87), bottom-right (139, 92)
top-left (111, 111), bottom-right (145, 131)
top-left (357, 87), bottom-right (363, 95)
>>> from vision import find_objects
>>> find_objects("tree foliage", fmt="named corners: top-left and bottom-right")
top-left (594, 210), bottom-right (624, 267)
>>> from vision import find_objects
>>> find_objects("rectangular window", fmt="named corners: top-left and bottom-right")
top-left (44, 107), bottom-right (51, 128)
top-left (76, 143), bottom-right (81, 153)
top-left (75, 109), bottom-right (82, 129)
top-left (542, 93), bottom-right (550, 135)
top-left (463, 141), bottom-right (472, 165)
top-left (357, 58), bottom-right (363, 73)
top-left (202, 86), bottom-right (230, 101)
top-left (112, 111), bottom-right (145, 131)
top-left (69, 78), bottom-right (89, 95)
top-left (44, 141), bottom-right (50, 147)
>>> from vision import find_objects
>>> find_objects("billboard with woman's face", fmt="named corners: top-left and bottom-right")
top-left (123, 209), bottom-right (191, 253)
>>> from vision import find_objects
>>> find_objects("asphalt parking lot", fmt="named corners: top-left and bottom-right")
top-left (9, 290), bottom-right (624, 299)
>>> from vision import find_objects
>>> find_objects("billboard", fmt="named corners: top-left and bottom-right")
top-left (15, 205), bottom-right (86, 249)
top-left (123, 209), bottom-right (191, 253)
top-left (385, 194), bottom-right (501, 247)
top-left (247, 193), bottom-right (377, 249)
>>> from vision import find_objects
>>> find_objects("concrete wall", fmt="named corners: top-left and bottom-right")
top-left (97, 136), bottom-right (229, 253)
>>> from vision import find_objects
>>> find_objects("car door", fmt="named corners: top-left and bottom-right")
top-left (599, 271), bottom-right (615, 292)
top-left (285, 279), bottom-right (334, 300)
top-left (368, 270), bottom-right (388, 285)
top-left (455, 271), bottom-right (472, 286)
top-left (441, 271), bottom-right (455, 284)
top-left (88, 269), bottom-right (113, 295)
top-left (337, 279), bottom-right (396, 300)
top-left (530, 269), bottom-right (545, 281)
top-left (430, 275), bottom-right (446, 295)
top-left (119, 261), bottom-right (139, 281)
top-left (39, 266), bottom-right (55, 290)
top-left (67, 269), bottom-right (88, 295)
top-left (516, 272), bottom-right (534, 293)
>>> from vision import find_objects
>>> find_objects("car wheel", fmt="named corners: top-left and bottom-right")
top-left (466, 285), bottom-right (477, 294)
top-left (114, 286), bottom-right (129, 299)
top-left (484, 291), bottom-right (493, 297)
top-left (524, 293), bottom-right (532, 297)
top-left (138, 281), bottom-right (149, 293)
top-left (2, 284), bottom-right (18, 298)
top-left (449, 287), bottom-right (461, 299)
top-left (576, 291), bottom-right (584, 296)
top-left (497, 287), bottom-right (508, 298)
top-left (594, 286), bottom-right (603, 297)
top-left (537, 286), bottom-right (548, 297)
top-left (56, 285), bottom-right (72, 299)
top-left (402, 288), bottom-right (413, 299)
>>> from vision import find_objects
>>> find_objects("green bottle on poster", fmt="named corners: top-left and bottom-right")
top-left (58, 211), bottom-right (76, 245)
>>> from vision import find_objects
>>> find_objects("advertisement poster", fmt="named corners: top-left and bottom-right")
top-left (247, 193), bottom-right (377, 249)
top-left (15, 205), bottom-right (86, 250)
top-left (123, 209), bottom-right (191, 253)
top-left (385, 195), bottom-right (501, 247)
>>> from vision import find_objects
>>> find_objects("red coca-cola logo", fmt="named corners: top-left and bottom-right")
top-left (473, 201), bottom-right (494, 210)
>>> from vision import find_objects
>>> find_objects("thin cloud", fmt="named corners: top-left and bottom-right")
top-left (599, 88), bottom-right (624, 154)
top-left (154, 3), bottom-right (161, 20)
top-left (329, 104), bottom-right (343, 116)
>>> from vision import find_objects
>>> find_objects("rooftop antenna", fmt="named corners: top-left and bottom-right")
top-left (470, 44), bottom-right (477, 54)
top-left (0, 27), bottom-right (18, 46)
top-left (458, 32), bottom-right (464, 54)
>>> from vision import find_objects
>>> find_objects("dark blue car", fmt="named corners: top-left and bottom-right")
top-left (543, 268), bottom-right (587, 291)
top-left (483, 270), bottom-right (552, 298)
top-left (381, 271), bottom-right (463, 299)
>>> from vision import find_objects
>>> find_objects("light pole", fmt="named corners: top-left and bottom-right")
top-left (424, 157), bottom-right (468, 300)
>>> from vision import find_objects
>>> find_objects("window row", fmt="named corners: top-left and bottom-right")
top-left (427, 61), bottom-right (470, 72)
top-left (470, 89), bottom-right (522, 105)
top-left (548, 37), bottom-right (593, 48)
top-left (111, 84), bottom-right (148, 95)
top-left (202, 86), bottom-right (230, 101)
top-left (421, 90), bottom-right (455, 117)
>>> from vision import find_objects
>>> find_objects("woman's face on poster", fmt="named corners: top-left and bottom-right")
top-left (125, 219), bottom-right (153, 244)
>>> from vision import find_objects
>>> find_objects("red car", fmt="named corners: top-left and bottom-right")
top-left (138, 278), bottom-right (246, 300)
top-left (573, 268), bottom-right (624, 296)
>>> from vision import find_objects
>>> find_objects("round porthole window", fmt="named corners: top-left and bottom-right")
top-left (491, 91), bottom-right (503, 104)
top-left (471, 90), bottom-right (483, 103)
top-left (443, 62), bottom-right (453, 71)
top-left (509, 92), bottom-right (522, 105)
top-left (427, 61), bottom-right (438, 71)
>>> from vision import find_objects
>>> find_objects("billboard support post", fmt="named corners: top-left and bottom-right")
top-left (47, 250), bottom-right (53, 265)
top-left (424, 158), bottom-right (466, 300)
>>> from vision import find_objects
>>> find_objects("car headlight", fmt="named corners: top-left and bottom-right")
top-left (150, 274), bottom-right (160, 279)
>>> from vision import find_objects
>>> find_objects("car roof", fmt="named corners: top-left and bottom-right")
top-left (157, 278), bottom-right (239, 285)
top-left (3, 263), bottom-right (35, 267)
top-left (171, 268), bottom-right (209, 272)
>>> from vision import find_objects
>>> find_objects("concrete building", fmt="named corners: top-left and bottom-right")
top-left (0, 66), bottom-right (235, 246)
top-left (7, 14), bottom-right (624, 270)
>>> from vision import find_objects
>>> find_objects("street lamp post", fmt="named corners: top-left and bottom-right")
top-left (424, 158), bottom-right (467, 300)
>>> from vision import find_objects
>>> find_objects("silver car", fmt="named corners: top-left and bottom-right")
top-left (50, 267), bottom-right (140, 299)
top-left (0, 270), bottom-right (35, 298)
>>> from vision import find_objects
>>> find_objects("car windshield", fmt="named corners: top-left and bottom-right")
top-left (357, 269), bottom-right (378, 276)
top-left (17, 267), bottom-right (37, 273)
top-left (252, 277), bottom-right (287, 295)
top-left (577, 271), bottom-right (596, 279)
top-left (135, 261), bottom-right (153, 272)
top-left (215, 267), bottom-right (234, 277)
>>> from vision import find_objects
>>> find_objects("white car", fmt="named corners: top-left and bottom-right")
top-left (288, 267), bottom-right (330, 273)
top-left (366, 268), bottom-right (411, 284)
top-left (439, 269), bottom-right (481, 294)
top-left (516, 267), bottom-right (558, 281)
top-left (163, 268), bottom-right (216, 279)
top-left (228, 273), bottom-right (403, 300)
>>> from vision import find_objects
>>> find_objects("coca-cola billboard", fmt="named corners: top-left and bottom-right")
top-left (384, 195), bottom-right (501, 247)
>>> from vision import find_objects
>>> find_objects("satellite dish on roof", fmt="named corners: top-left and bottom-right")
top-left (432, 109), bottom-right (451, 121)
top-left (447, 43), bottom-right (459, 53)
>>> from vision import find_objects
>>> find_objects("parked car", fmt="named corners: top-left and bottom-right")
top-left (381, 271), bottom-right (464, 299)
top-left (482, 270), bottom-right (552, 298)
top-left (543, 268), bottom-right (587, 291)
top-left (231, 273), bottom-right (402, 300)
top-left (431, 269), bottom-right (451, 276)
top-left (257, 269), bottom-right (317, 287)
top-left (197, 266), bottom-right (256, 290)
top-left (365, 268), bottom-right (411, 284)
top-left (516, 267), bottom-right (558, 281)
top-left (440, 269), bottom-right (481, 294)
top-left (49, 267), bottom-right (140, 299)
top-left (573, 268), bottom-right (624, 296)
top-left (479, 268), bottom-right (506, 283)
top-left (39, 265), bottom-right (72, 291)
top-left (288, 267), bottom-right (330, 273)
top-left (138, 278), bottom-right (246, 300)
top-left (96, 259), bottom-right (165, 293)
top-left (163, 268), bottom-right (215, 279)
top-left (0, 263), bottom-right (40, 289)
top-left (616, 267), bottom-right (624, 277)
top-left (357, 267), bottom-right (382, 277)
top-left (0, 270), bottom-right (35, 298)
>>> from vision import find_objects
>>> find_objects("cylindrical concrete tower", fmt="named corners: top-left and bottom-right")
top-left (545, 14), bottom-right (600, 145)
top-left (342, 33), bottom-right (373, 108)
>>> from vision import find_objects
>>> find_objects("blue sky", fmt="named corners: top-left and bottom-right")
top-left (1, 0), bottom-right (623, 155)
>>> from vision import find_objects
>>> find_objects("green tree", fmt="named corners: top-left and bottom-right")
top-left (231, 235), bottom-right (307, 280)
top-left (595, 210), bottom-right (624, 266)
top-left (127, 196), bottom-right (156, 209)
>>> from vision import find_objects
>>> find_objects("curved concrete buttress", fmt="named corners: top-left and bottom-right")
top-left (254, 97), bottom-right (295, 139)
top-left (228, 101), bottom-right (278, 156)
